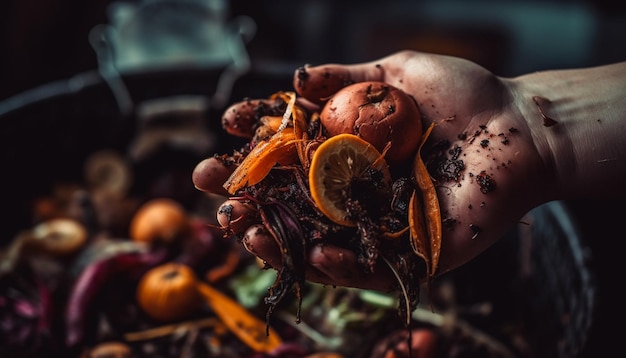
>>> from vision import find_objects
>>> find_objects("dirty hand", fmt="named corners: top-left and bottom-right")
top-left (193, 50), bottom-right (626, 291)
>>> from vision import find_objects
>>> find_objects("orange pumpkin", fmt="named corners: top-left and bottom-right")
top-left (136, 263), bottom-right (201, 322)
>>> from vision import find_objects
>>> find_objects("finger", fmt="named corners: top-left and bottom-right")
top-left (240, 224), bottom-right (329, 283)
top-left (222, 98), bottom-right (288, 139)
top-left (292, 59), bottom-right (390, 105)
top-left (295, 96), bottom-right (322, 113)
top-left (308, 245), bottom-right (395, 291)
top-left (192, 156), bottom-right (236, 196)
top-left (292, 64), bottom-right (353, 105)
top-left (241, 224), bottom-right (282, 268)
top-left (242, 225), bottom-right (394, 291)
top-left (216, 199), bottom-right (258, 234)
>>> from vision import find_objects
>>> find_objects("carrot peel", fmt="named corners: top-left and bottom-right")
top-left (197, 281), bottom-right (283, 353)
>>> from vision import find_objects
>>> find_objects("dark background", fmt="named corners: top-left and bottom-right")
top-left (2, 0), bottom-right (626, 100)
top-left (1, 1), bottom-right (624, 357)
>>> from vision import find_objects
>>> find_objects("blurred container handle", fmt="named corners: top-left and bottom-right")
top-left (89, 0), bottom-right (256, 116)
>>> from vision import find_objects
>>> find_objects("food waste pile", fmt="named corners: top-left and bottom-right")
top-left (1, 82), bottom-right (538, 358)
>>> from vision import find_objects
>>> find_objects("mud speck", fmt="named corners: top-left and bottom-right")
top-left (427, 141), bottom-right (466, 183)
top-left (476, 171), bottom-right (496, 194)
top-left (443, 217), bottom-right (457, 230)
top-left (469, 224), bottom-right (482, 239)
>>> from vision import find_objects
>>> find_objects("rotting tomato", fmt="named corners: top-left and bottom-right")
top-left (320, 81), bottom-right (423, 165)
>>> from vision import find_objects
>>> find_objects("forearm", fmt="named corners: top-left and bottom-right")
top-left (509, 62), bottom-right (626, 199)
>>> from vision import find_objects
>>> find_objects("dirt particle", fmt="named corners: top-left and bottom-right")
top-left (476, 171), bottom-right (496, 194)
top-left (468, 130), bottom-right (481, 144)
top-left (443, 217), bottom-right (457, 230)
top-left (480, 139), bottom-right (489, 148)
top-left (469, 224), bottom-right (481, 239)
top-left (532, 96), bottom-right (558, 127)
top-left (296, 66), bottom-right (309, 81)
top-left (428, 142), bottom-right (466, 182)
top-left (543, 117), bottom-right (557, 127)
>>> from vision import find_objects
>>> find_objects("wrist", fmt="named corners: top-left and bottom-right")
top-left (508, 62), bottom-right (626, 199)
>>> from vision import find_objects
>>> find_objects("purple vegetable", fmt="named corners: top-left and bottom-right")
top-left (248, 341), bottom-right (309, 358)
top-left (258, 199), bottom-right (307, 327)
top-left (64, 246), bottom-right (168, 348)
top-left (0, 263), bottom-right (54, 356)
top-left (174, 218), bottom-right (224, 270)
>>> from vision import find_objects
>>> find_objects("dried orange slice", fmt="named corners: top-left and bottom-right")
top-left (308, 134), bottom-right (391, 227)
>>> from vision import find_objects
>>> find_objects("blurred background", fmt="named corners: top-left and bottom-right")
top-left (0, 0), bottom-right (624, 357)
top-left (1, 0), bottom-right (625, 100)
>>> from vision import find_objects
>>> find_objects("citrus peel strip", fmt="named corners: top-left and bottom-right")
top-left (224, 129), bottom-right (302, 194)
top-left (410, 122), bottom-right (441, 277)
top-left (224, 91), bottom-right (312, 195)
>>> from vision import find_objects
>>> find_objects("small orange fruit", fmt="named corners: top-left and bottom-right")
top-left (308, 133), bottom-right (392, 227)
top-left (136, 263), bottom-right (201, 322)
top-left (129, 198), bottom-right (189, 245)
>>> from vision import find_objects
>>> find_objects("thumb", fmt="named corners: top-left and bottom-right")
top-left (292, 59), bottom-right (388, 105)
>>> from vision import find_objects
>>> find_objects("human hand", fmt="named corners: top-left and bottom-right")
top-left (193, 50), bottom-right (556, 291)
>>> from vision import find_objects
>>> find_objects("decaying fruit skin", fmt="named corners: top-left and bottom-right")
top-left (320, 81), bottom-right (423, 165)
